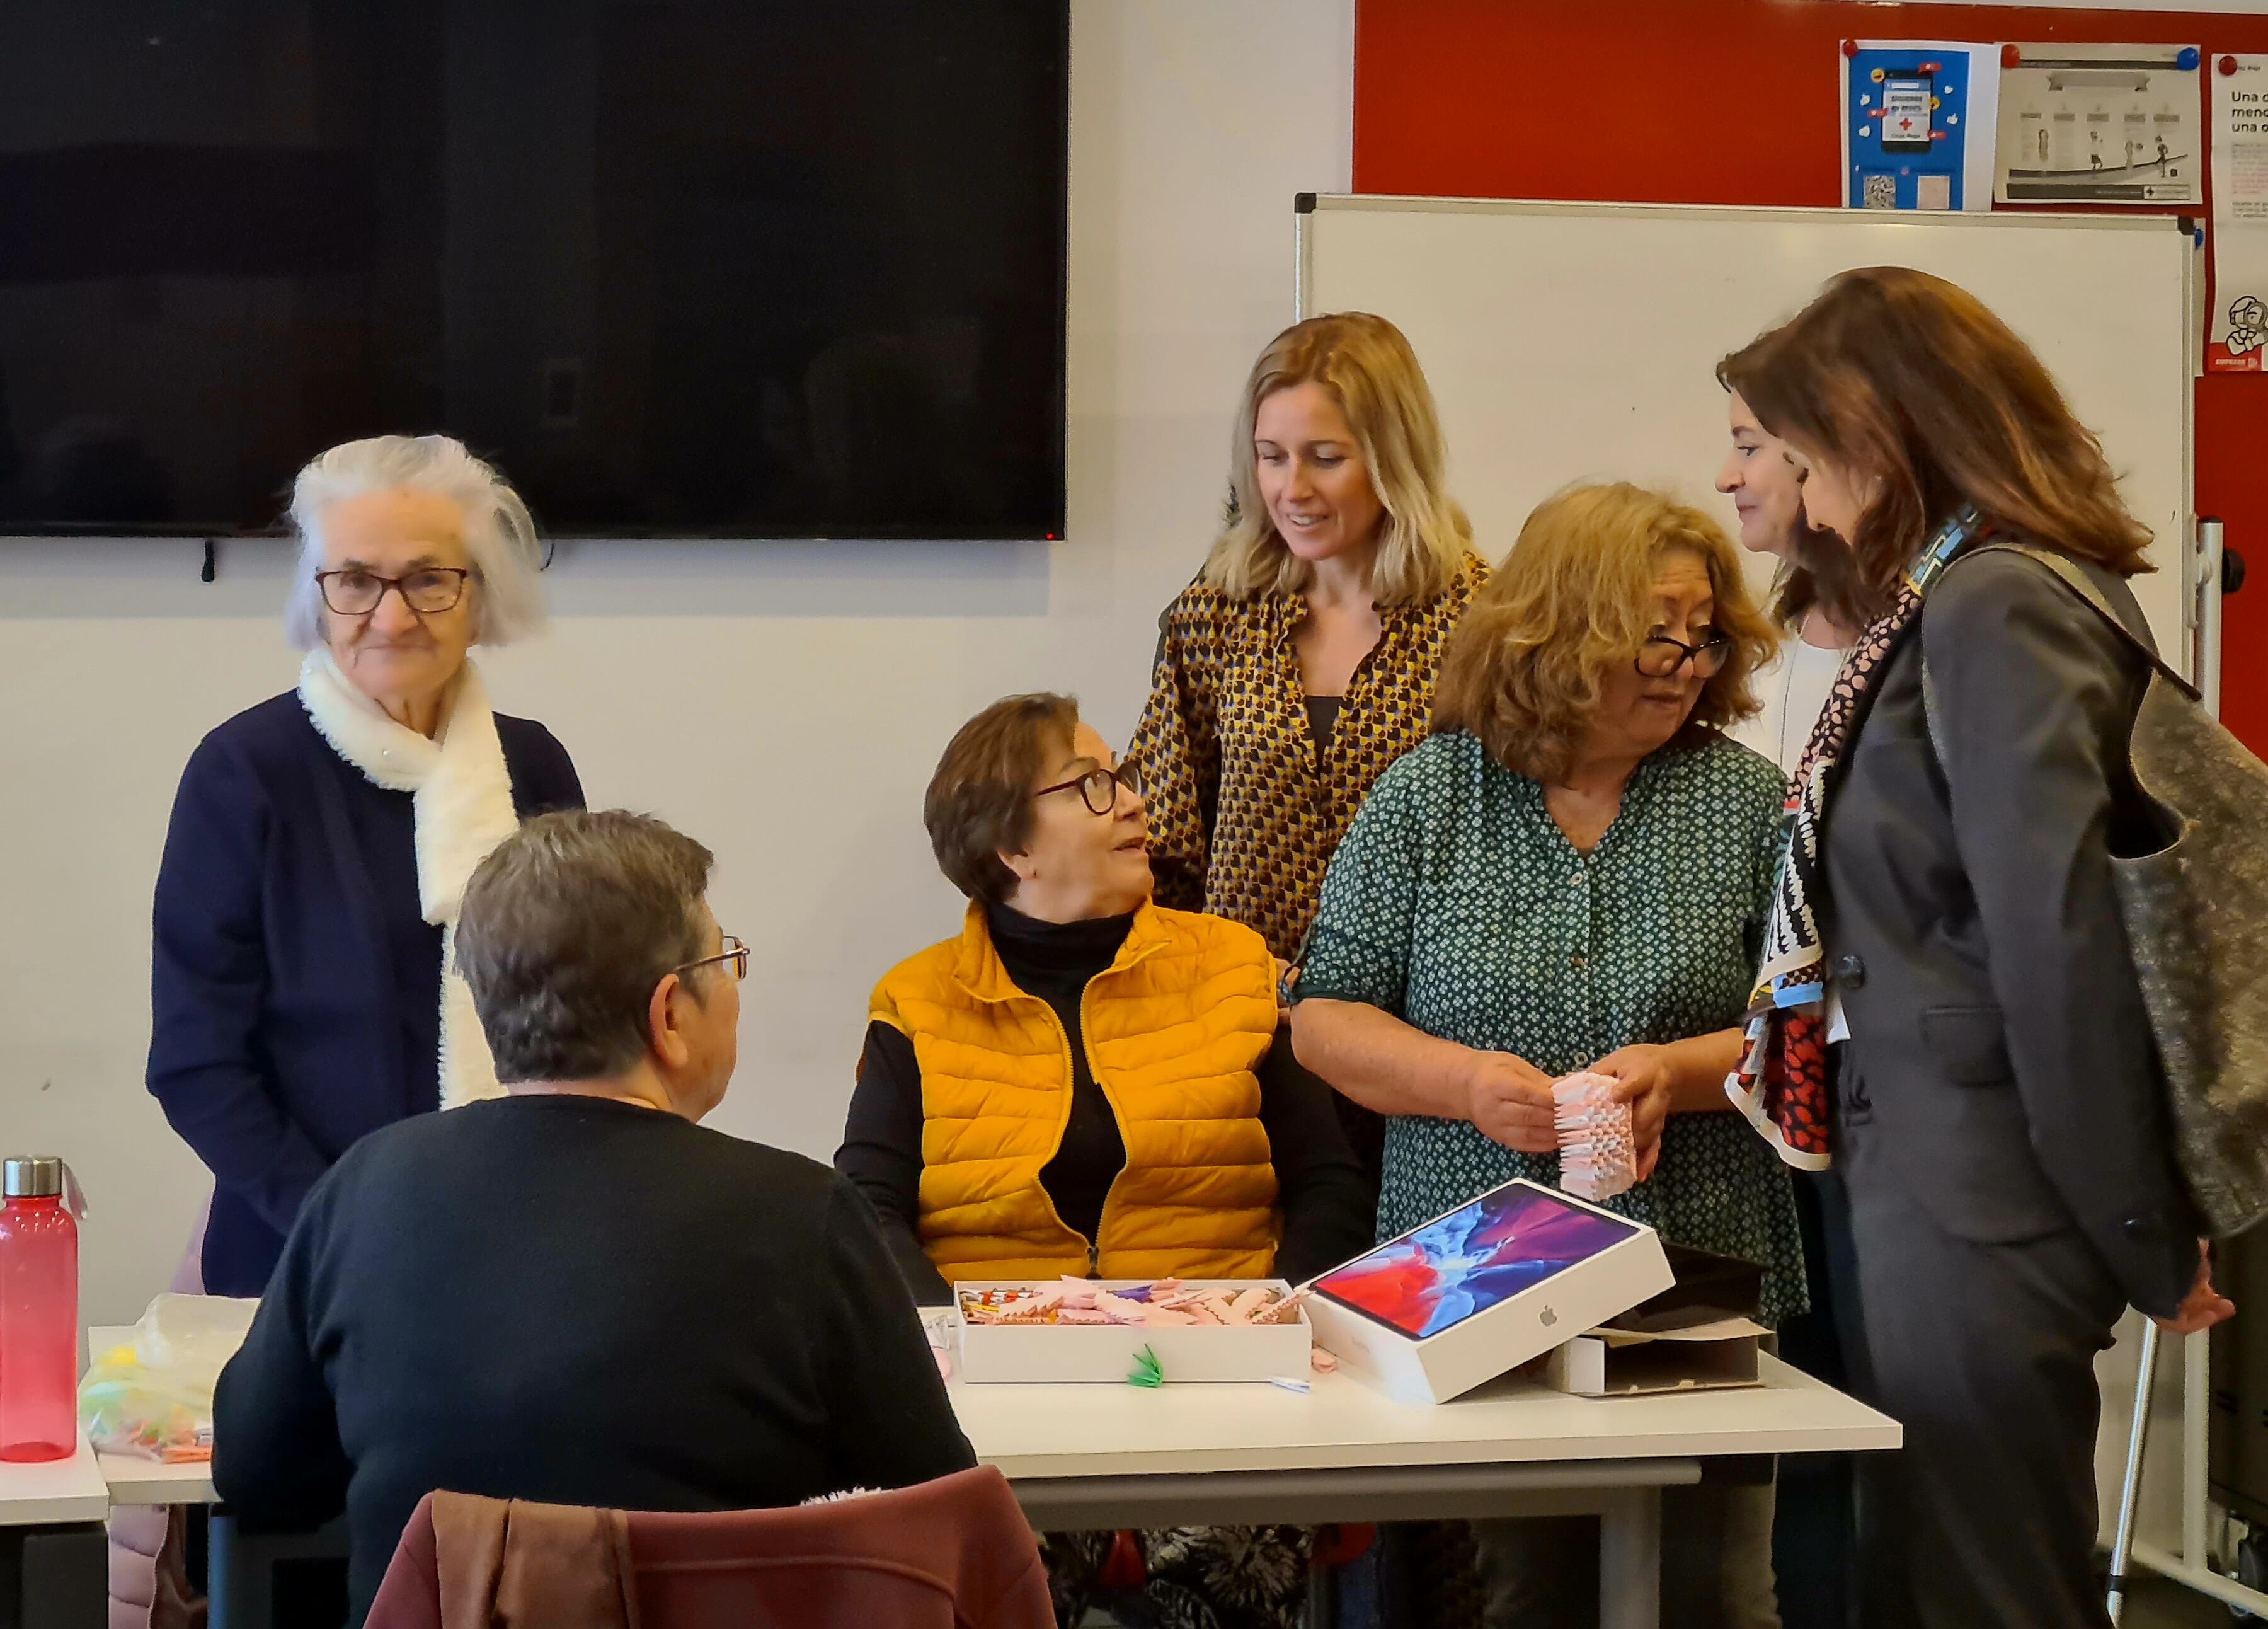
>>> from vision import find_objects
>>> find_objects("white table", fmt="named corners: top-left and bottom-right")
top-left (0, 1434), bottom-right (110, 1628)
top-left (92, 1321), bottom-right (1898, 1626)
top-left (98, 1366), bottom-right (1894, 1627)
top-left (957, 1353), bottom-right (1896, 1625)
top-left (0, 1436), bottom-right (109, 1529)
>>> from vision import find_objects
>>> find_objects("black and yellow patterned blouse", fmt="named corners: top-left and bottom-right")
top-left (1129, 552), bottom-right (1490, 966)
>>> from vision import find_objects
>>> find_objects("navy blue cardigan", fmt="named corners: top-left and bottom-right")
top-left (148, 691), bottom-right (583, 1296)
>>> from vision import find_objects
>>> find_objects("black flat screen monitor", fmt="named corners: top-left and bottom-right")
top-left (0, 2), bottom-right (1068, 539)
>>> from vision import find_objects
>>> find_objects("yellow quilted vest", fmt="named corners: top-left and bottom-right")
top-left (868, 901), bottom-right (1281, 1284)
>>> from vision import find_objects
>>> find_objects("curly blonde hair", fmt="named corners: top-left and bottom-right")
top-left (1433, 483), bottom-right (1775, 783)
top-left (1202, 313), bottom-right (1470, 606)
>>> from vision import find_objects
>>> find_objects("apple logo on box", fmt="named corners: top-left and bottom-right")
top-left (1540, 1306), bottom-right (1558, 1327)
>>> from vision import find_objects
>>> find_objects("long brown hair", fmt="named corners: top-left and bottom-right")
top-left (1717, 267), bottom-right (2152, 627)
top-left (1431, 483), bottom-right (1775, 784)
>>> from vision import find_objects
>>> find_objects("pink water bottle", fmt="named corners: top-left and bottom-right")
top-left (0, 1157), bottom-right (80, 1462)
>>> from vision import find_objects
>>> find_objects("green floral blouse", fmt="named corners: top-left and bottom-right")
top-left (1295, 728), bottom-right (1809, 1327)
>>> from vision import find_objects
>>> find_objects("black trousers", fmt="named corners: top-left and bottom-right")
top-left (1772, 1166), bottom-right (1865, 1629)
top-left (1840, 1069), bottom-right (2126, 1629)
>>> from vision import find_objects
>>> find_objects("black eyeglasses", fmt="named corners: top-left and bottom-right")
top-left (675, 934), bottom-right (748, 983)
top-left (1635, 634), bottom-right (1731, 679)
top-left (315, 567), bottom-right (472, 616)
top-left (1032, 758), bottom-right (1144, 816)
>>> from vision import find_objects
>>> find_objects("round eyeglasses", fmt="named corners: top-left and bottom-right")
top-left (315, 567), bottom-right (472, 617)
top-left (1635, 634), bottom-right (1731, 680)
top-left (1032, 757), bottom-right (1144, 816)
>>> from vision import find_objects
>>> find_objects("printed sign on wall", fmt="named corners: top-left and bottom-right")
top-left (1842, 42), bottom-right (1994, 211)
top-left (1995, 43), bottom-right (2201, 205)
top-left (2211, 54), bottom-right (2268, 372)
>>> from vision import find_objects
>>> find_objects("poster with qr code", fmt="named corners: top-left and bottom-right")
top-left (1842, 42), bottom-right (1999, 212)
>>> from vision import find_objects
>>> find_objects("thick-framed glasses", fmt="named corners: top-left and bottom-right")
top-left (315, 567), bottom-right (471, 616)
top-left (1635, 634), bottom-right (1731, 680)
top-left (675, 934), bottom-right (748, 983)
top-left (1033, 758), bottom-right (1143, 816)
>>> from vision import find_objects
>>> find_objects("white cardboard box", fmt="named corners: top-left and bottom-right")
top-left (1540, 1317), bottom-right (1770, 1398)
top-left (949, 1280), bottom-right (1312, 1384)
top-left (1303, 1179), bottom-right (1673, 1406)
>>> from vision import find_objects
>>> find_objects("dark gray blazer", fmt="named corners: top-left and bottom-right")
top-left (1821, 543), bottom-right (2199, 1318)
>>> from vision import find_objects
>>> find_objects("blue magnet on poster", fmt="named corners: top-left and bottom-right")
top-left (2177, 47), bottom-right (2201, 72)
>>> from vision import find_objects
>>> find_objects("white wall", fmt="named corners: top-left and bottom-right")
top-left (0, 0), bottom-right (1356, 1325)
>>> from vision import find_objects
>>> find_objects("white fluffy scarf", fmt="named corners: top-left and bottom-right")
top-left (297, 647), bottom-right (518, 1109)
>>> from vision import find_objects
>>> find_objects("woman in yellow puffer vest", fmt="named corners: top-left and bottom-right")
top-left (837, 691), bottom-right (1373, 1305)
top-left (836, 691), bottom-right (1374, 1629)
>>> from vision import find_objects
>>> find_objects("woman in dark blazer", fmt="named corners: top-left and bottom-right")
top-left (149, 435), bottom-right (583, 1297)
top-left (1717, 268), bottom-right (2231, 1629)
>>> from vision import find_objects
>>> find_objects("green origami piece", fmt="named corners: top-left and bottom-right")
top-left (1125, 1344), bottom-right (1166, 1388)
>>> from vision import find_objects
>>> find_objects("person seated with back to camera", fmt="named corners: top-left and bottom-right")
top-left (214, 810), bottom-right (974, 1628)
top-left (835, 691), bottom-right (1375, 1629)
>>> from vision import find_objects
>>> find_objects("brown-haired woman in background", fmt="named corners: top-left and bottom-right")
top-left (1131, 312), bottom-right (1489, 1178)
top-left (1719, 267), bottom-right (2233, 1629)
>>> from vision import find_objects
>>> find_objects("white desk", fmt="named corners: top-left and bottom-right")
top-left (958, 1353), bottom-right (1896, 1626)
top-left (91, 1322), bottom-right (1898, 1627)
top-left (0, 1434), bottom-right (111, 1629)
top-left (0, 1436), bottom-right (110, 1529)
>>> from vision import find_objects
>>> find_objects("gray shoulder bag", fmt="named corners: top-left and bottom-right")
top-left (1922, 542), bottom-right (2268, 1238)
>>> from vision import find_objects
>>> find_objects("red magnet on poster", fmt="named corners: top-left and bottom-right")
top-left (2002, 44), bottom-right (2022, 69)
top-left (1841, 38), bottom-right (1858, 59)
top-left (1920, 61), bottom-right (1940, 74)
top-left (2223, 55), bottom-right (2241, 76)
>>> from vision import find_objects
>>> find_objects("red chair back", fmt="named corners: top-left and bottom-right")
top-left (367, 1467), bottom-right (1051, 1629)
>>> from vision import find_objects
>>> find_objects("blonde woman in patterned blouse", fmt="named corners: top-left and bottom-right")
top-left (1131, 313), bottom-right (1487, 1171)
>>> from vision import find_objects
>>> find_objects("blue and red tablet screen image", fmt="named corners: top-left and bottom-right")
top-left (1316, 1184), bottom-right (1636, 1340)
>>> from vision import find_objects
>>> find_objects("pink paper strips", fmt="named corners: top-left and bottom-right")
top-left (1553, 1070), bottom-right (1637, 1202)
top-left (959, 1279), bottom-right (1307, 1328)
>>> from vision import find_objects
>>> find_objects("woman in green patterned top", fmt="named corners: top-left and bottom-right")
top-left (1292, 481), bottom-right (1802, 1628)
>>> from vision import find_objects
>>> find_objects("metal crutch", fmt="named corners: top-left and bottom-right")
top-left (2108, 1319), bottom-right (2165, 1624)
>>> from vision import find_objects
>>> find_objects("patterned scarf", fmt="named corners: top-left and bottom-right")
top-left (1726, 505), bottom-right (1988, 1168)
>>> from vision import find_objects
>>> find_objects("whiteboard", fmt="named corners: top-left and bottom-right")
top-left (1297, 197), bottom-right (2197, 671)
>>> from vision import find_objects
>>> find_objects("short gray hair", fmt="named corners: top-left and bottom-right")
top-left (282, 435), bottom-right (548, 652)
top-left (457, 811), bottom-right (718, 1084)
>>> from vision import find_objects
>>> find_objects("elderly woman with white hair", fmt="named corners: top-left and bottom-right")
top-left (147, 434), bottom-right (583, 1296)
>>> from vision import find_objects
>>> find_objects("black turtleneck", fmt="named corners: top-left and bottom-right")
top-left (985, 903), bottom-right (1137, 1247)
top-left (838, 904), bottom-right (1375, 1304)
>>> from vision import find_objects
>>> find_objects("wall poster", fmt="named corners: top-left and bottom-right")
top-left (1995, 43), bottom-right (2202, 205)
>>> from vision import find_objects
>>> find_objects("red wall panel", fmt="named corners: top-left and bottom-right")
top-left (1354, 0), bottom-right (2268, 747)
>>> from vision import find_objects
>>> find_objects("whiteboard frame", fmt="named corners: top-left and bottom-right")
top-left (1293, 194), bottom-right (2201, 676)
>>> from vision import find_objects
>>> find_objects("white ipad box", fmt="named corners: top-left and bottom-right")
top-left (1303, 1178), bottom-right (1673, 1406)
